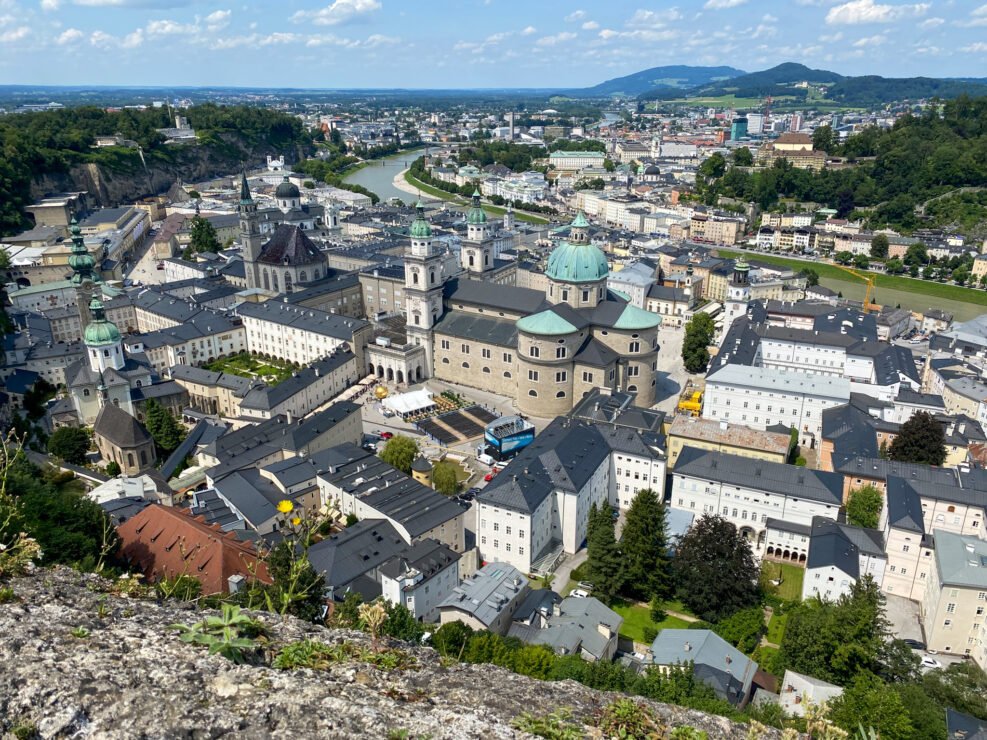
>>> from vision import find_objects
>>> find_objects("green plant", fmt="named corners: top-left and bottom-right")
top-left (273, 639), bottom-right (415, 672)
top-left (155, 574), bottom-right (202, 602)
top-left (598, 698), bottom-right (664, 740)
top-left (11, 720), bottom-right (38, 740)
top-left (670, 728), bottom-right (709, 740)
top-left (70, 626), bottom-right (90, 639)
top-left (511, 709), bottom-right (584, 740)
top-left (359, 600), bottom-right (388, 651)
top-left (170, 603), bottom-right (265, 664)
top-left (95, 596), bottom-right (108, 619)
top-left (0, 586), bottom-right (16, 603)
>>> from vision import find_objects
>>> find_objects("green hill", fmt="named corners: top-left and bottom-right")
top-left (573, 65), bottom-right (745, 98)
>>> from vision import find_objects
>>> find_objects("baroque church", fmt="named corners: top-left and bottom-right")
top-left (369, 194), bottom-right (663, 418)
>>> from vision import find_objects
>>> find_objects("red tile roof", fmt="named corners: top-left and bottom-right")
top-left (116, 504), bottom-right (272, 595)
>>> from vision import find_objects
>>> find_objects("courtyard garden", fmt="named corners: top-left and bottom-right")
top-left (201, 352), bottom-right (296, 385)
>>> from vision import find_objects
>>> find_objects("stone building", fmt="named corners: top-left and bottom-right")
top-left (93, 402), bottom-right (157, 475)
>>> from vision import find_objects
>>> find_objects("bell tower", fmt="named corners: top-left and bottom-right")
top-left (461, 190), bottom-right (494, 276)
top-left (404, 202), bottom-right (442, 375)
top-left (238, 172), bottom-right (264, 289)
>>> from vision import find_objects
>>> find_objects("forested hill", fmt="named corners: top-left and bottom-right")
top-left (639, 62), bottom-right (987, 106)
top-left (572, 65), bottom-right (745, 98)
top-left (701, 96), bottom-right (987, 236)
top-left (0, 104), bottom-right (313, 236)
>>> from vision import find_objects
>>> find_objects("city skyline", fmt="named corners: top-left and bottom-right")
top-left (1, 0), bottom-right (987, 88)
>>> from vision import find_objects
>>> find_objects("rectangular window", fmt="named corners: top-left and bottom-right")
top-left (493, 540), bottom-right (499, 549)
top-left (582, 371), bottom-right (593, 382)
top-left (503, 353), bottom-right (512, 363)
top-left (528, 370), bottom-right (539, 381)
top-left (440, 340), bottom-right (450, 350)
top-left (555, 371), bottom-right (567, 383)
top-left (493, 523), bottom-right (499, 532)
top-left (556, 347), bottom-right (567, 359)
top-left (461, 343), bottom-right (470, 354)
top-left (947, 603), bottom-right (956, 613)
top-left (482, 348), bottom-right (491, 359)
top-left (529, 346), bottom-right (540, 358)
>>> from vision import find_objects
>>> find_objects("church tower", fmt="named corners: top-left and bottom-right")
top-left (404, 201), bottom-right (443, 375)
top-left (84, 298), bottom-right (125, 374)
top-left (238, 173), bottom-right (264, 290)
top-left (460, 190), bottom-right (495, 276)
top-left (503, 203), bottom-right (516, 232)
top-left (68, 217), bottom-right (101, 329)
top-left (724, 257), bottom-right (751, 326)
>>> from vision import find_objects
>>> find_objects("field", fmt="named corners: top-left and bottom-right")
top-left (717, 248), bottom-right (987, 320)
top-left (761, 561), bottom-right (805, 603)
top-left (201, 352), bottom-right (295, 385)
top-left (766, 612), bottom-right (788, 645)
top-left (611, 599), bottom-right (692, 644)
top-left (403, 171), bottom-right (550, 224)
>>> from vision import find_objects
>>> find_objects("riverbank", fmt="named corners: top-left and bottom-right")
top-left (402, 170), bottom-right (551, 224)
top-left (716, 247), bottom-right (987, 321)
top-left (392, 167), bottom-right (442, 202)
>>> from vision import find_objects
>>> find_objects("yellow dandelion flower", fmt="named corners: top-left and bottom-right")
top-left (291, 516), bottom-right (302, 527)
top-left (277, 500), bottom-right (294, 514)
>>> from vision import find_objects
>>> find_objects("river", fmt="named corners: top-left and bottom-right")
top-left (341, 148), bottom-right (427, 204)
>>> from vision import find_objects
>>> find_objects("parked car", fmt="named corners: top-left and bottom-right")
top-left (476, 452), bottom-right (496, 466)
top-left (921, 655), bottom-right (942, 669)
top-left (902, 638), bottom-right (926, 650)
top-left (484, 470), bottom-right (498, 482)
top-left (569, 588), bottom-right (590, 598)
top-left (378, 431), bottom-right (394, 440)
top-left (576, 581), bottom-right (595, 593)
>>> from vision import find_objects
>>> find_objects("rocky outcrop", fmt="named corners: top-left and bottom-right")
top-left (0, 569), bottom-right (764, 739)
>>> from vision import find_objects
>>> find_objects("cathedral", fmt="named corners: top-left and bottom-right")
top-left (370, 197), bottom-right (663, 418)
top-left (237, 174), bottom-right (329, 293)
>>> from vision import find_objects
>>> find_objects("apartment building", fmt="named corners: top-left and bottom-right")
top-left (667, 417), bottom-right (792, 468)
top-left (238, 300), bottom-right (371, 367)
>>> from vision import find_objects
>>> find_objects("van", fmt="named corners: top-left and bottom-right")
top-left (476, 446), bottom-right (495, 466)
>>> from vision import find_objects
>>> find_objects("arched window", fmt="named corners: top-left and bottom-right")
top-left (103, 349), bottom-right (110, 358)
top-left (271, 273), bottom-right (279, 292)
top-left (629, 341), bottom-right (641, 353)
top-left (504, 371), bottom-right (512, 378)
top-left (140, 450), bottom-right (147, 465)
top-left (556, 391), bottom-right (566, 398)
top-left (528, 389), bottom-right (538, 397)
top-left (299, 271), bottom-right (307, 282)
top-left (113, 398), bottom-right (120, 407)
top-left (430, 270), bottom-right (435, 284)
top-left (442, 358), bottom-right (450, 364)
top-left (263, 270), bottom-right (270, 291)
top-left (284, 273), bottom-right (292, 293)
top-left (413, 271), bottom-right (419, 285)
top-left (127, 453), bottom-right (134, 468)
top-left (135, 380), bottom-right (142, 387)
top-left (482, 367), bottom-right (490, 374)
top-left (462, 362), bottom-right (470, 369)
top-left (83, 389), bottom-right (90, 397)
top-left (484, 254), bottom-right (489, 266)
top-left (468, 254), bottom-right (475, 267)
top-left (627, 385), bottom-right (638, 392)
top-left (313, 270), bottom-right (320, 280)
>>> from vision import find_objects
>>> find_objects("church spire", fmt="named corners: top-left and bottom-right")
top-left (238, 171), bottom-right (254, 207)
top-left (68, 217), bottom-right (99, 286)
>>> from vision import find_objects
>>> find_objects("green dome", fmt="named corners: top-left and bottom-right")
top-left (546, 240), bottom-right (609, 284)
top-left (275, 176), bottom-right (300, 199)
top-left (410, 201), bottom-right (432, 238)
top-left (613, 304), bottom-right (662, 331)
top-left (517, 309), bottom-right (579, 336)
top-left (84, 299), bottom-right (122, 347)
top-left (466, 190), bottom-right (487, 225)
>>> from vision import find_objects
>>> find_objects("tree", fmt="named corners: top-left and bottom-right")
top-left (105, 461), bottom-right (121, 476)
top-left (711, 606), bottom-right (766, 654)
top-left (884, 257), bottom-right (903, 274)
top-left (188, 215), bottom-right (220, 255)
top-left (780, 576), bottom-right (890, 686)
top-left (846, 485), bottom-right (883, 529)
top-left (382, 601), bottom-right (426, 643)
top-left (870, 234), bottom-right (889, 259)
top-left (853, 254), bottom-right (870, 270)
top-left (904, 243), bottom-right (928, 267)
top-left (672, 514), bottom-right (760, 622)
top-left (799, 268), bottom-right (820, 286)
top-left (698, 152), bottom-right (726, 181)
top-left (732, 147), bottom-right (753, 167)
top-left (834, 250), bottom-right (854, 265)
top-left (143, 399), bottom-right (186, 455)
top-left (379, 435), bottom-right (419, 475)
top-left (618, 489), bottom-right (671, 602)
top-left (585, 503), bottom-right (623, 603)
top-left (431, 621), bottom-right (474, 658)
top-left (47, 426), bottom-right (91, 465)
top-left (431, 460), bottom-right (460, 495)
top-left (812, 125), bottom-right (835, 154)
top-left (682, 313), bottom-right (716, 375)
top-left (829, 673), bottom-right (914, 740)
top-left (888, 411), bottom-right (946, 466)
top-left (263, 539), bottom-right (327, 622)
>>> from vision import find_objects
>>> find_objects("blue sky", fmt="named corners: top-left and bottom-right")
top-left (2, 0), bottom-right (987, 87)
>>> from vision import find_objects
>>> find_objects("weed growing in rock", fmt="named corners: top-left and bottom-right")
top-left (273, 639), bottom-right (416, 672)
top-left (171, 603), bottom-right (266, 664)
top-left (598, 698), bottom-right (665, 739)
top-left (670, 727), bottom-right (709, 740)
top-left (0, 586), bottom-right (16, 603)
top-left (358, 601), bottom-right (388, 651)
top-left (511, 709), bottom-right (584, 740)
top-left (11, 719), bottom-right (38, 740)
top-left (70, 626), bottom-right (90, 639)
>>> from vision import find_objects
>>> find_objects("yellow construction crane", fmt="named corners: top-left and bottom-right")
top-left (832, 263), bottom-right (880, 313)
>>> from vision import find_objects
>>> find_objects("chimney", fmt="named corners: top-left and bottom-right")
top-left (597, 622), bottom-right (612, 639)
top-left (683, 641), bottom-right (691, 652)
top-left (286, 410), bottom-right (294, 424)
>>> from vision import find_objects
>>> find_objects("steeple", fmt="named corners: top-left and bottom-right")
top-left (569, 211), bottom-right (590, 245)
top-left (238, 172), bottom-right (254, 208)
top-left (84, 297), bottom-right (125, 373)
top-left (68, 218), bottom-right (99, 286)
top-left (466, 190), bottom-right (487, 227)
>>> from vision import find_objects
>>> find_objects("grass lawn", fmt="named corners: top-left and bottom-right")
top-left (766, 612), bottom-right (788, 645)
top-left (662, 599), bottom-right (697, 618)
top-left (716, 248), bottom-right (987, 308)
top-left (762, 561), bottom-right (805, 603)
top-left (403, 171), bottom-right (550, 224)
top-left (611, 599), bottom-right (692, 644)
top-left (201, 352), bottom-right (295, 385)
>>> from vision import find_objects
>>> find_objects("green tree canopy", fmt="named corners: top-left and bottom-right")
top-left (618, 489), bottom-right (671, 602)
top-left (379, 435), bottom-right (419, 475)
top-left (732, 147), bottom-right (754, 167)
top-left (431, 460), bottom-right (460, 495)
top-left (888, 411), bottom-right (946, 466)
top-left (682, 313), bottom-right (716, 374)
top-left (672, 514), bottom-right (760, 622)
top-left (870, 233), bottom-right (890, 259)
top-left (829, 673), bottom-right (914, 740)
top-left (585, 503), bottom-right (623, 603)
top-left (812, 125), bottom-right (835, 153)
top-left (846, 484), bottom-right (883, 529)
top-left (47, 426), bottom-right (91, 465)
top-left (143, 399), bottom-right (186, 455)
top-left (711, 606), bottom-right (766, 654)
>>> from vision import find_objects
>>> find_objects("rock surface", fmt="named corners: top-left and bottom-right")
top-left (0, 569), bottom-right (763, 739)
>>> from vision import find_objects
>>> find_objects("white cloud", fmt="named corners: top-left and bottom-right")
top-left (563, 10), bottom-right (585, 22)
top-left (974, 4), bottom-right (987, 16)
top-left (74, 0), bottom-right (190, 6)
top-left (121, 28), bottom-right (143, 47)
top-left (582, 20), bottom-right (598, 30)
top-left (0, 12), bottom-right (13, 24)
top-left (963, 42), bottom-right (987, 52)
top-left (749, 22), bottom-right (777, 38)
top-left (89, 29), bottom-right (115, 46)
top-left (40, 0), bottom-right (60, 10)
top-left (627, 8), bottom-right (682, 26)
top-left (306, 32), bottom-right (395, 48)
top-left (146, 19), bottom-right (195, 35)
top-left (535, 31), bottom-right (576, 46)
top-left (919, 16), bottom-right (943, 28)
top-left (704, 0), bottom-right (747, 9)
top-left (56, 26), bottom-right (84, 43)
top-left (598, 27), bottom-right (677, 42)
top-left (825, 0), bottom-right (928, 25)
top-left (520, 25), bottom-right (536, 35)
top-left (291, 0), bottom-right (381, 27)
top-left (819, 31), bottom-right (843, 41)
top-left (0, 25), bottom-right (28, 41)
top-left (204, 9), bottom-right (230, 30)
top-left (913, 44), bottom-right (940, 55)
top-left (852, 33), bottom-right (886, 45)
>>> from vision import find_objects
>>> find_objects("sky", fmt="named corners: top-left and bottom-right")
top-left (1, 0), bottom-right (987, 88)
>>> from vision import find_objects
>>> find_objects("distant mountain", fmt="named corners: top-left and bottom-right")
top-left (638, 62), bottom-right (987, 107)
top-left (571, 65), bottom-right (745, 98)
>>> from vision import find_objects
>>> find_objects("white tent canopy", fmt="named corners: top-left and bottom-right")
top-left (382, 387), bottom-right (437, 418)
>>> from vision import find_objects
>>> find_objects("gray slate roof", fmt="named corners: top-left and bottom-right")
top-left (438, 562), bottom-right (528, 628)
top-left (307, 519), bottom-right (407, 590)
top-left (93, 404), bottom-right (152, 449)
